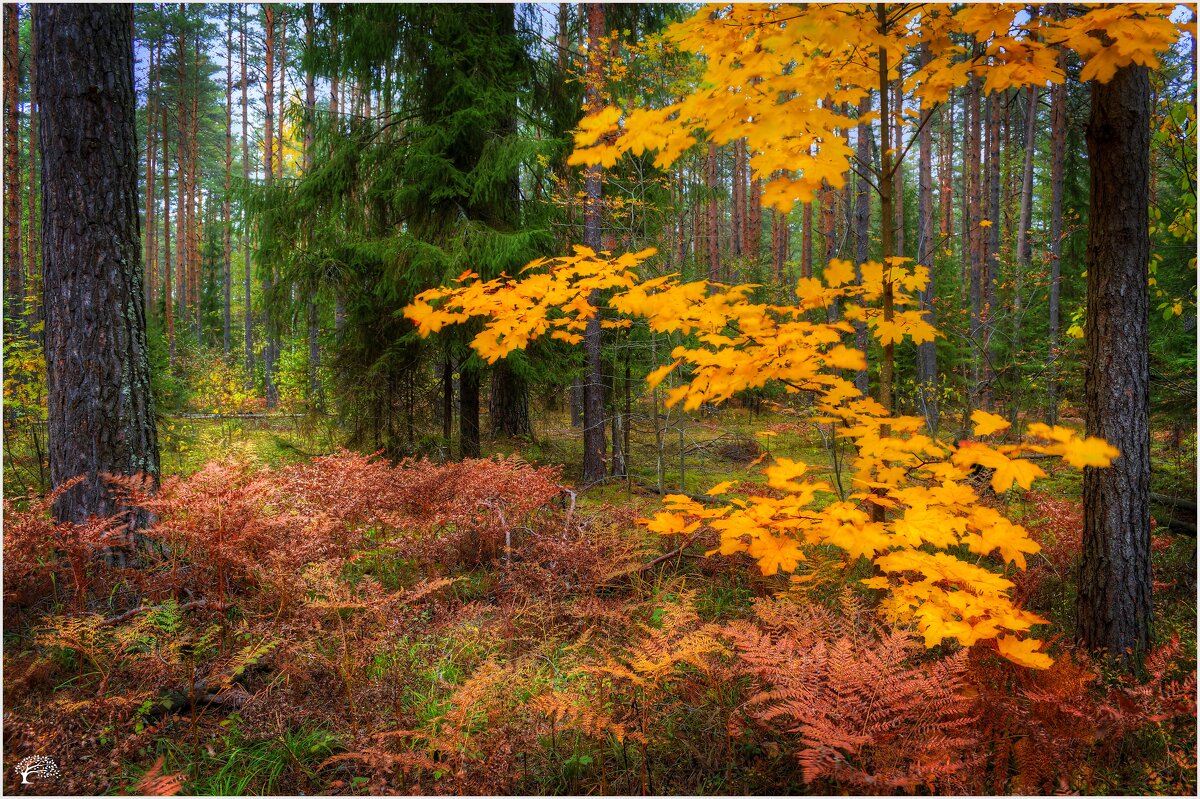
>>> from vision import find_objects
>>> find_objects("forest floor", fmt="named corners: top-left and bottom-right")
top-left (2, 404), bottom-right (1197, 796)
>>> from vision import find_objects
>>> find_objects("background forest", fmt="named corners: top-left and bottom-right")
top-left (2, 3), bottom-right (1197, 796)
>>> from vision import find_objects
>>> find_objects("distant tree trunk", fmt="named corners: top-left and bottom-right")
top-left (188, 35), bottom-right (200, 341)
top-left (939, 86), bottom-right (954, 254)
top-left (25, 5), bottom-right (41, 336)
top-left (801, 200), bottom-right (812, 279)
top-left (876, 16), bottom-right (895, 415)
top-left (892, 69), bottom-right (904, 260)
top-left (1077, 63), bottom-right (1152, 672)
top-left (490, 360), bottom-right (531, 438)
top-left (263, 4), bottom-right (277, 407)
top-left (277, 7), bottom-right (286, 176)
top-left (304, 4), bottom-right (319, 403)
top-left (705, 140), bottom-right (719, 281)
top-left (731, 138), bottom-right (745, 257)
top-left (175, 30), bottom-right (187, 331)
top-left (241, 3), bottom-right (253, 381)
top-left (581, 2), bottom-right (607, 483)
top-left (967, 70), bottom-right (982, 406)
top-left (37, 3), bottom-right (160, 539)
top-left (1047, 27), bottom-right (1067, 426)
top-left (144, 40), bottom-right (159, 320)
top-left (748, 174), bottom-right (762, 261)
top-left (223, 4), bottom-right (233, 355)
top-left (1013, 85), bottom-right (1038, 424)
top-left (854, 92), bottom-right (871, 395)
top-left (917, 43), bottom-right (937, 432)
top-left (459, 364), bottom-right (481, 458)
top-left (5, 3), bottom-right (24, 330)
top-left (984, 90), bottom-right (1001, 411)
top-left (162, 104), bottom-right (174, 363)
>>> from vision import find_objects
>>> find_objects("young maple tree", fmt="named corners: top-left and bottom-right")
top-left (405, 3), bottom-right (1185, 668)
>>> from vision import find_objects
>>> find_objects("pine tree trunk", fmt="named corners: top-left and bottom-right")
top-left (459, 364), bottom-right (481, 458)
top-left (876, 15), bottom-right (894, 415)
top-left (223, 4), bottom-right (233, 355)
top-left (263, 4), bottom-right (277, 407)
top-left (175, 30), bottom-right (187, 332)
top-left (1077, 63), bottom-right (1152, 672)
top-left (144, 40), bottom-right (159, 320)
top-left (939, 86), bottom-right (954, 253)
top-left (748, 174), bottom-right (762, 261)
top-left (581, 2), bottom-right (607, 483)
top-left (917, 43), bottom-right (937, 432)
top-left (1013, 85), bottom-right (1039, 425)
top-left (489, 360), bottom-right (531, 438)
top-left (967, 70), bottom-right (982, 407)
top-left (984, 91), bottom-right (1001, 411)
top-left (854, 93), bottom-right (871, 395)
top-left (241, 4), bottom-right (253, 381)
top-left (706, 140), bottom-right (719, 281)
top-left (162, 104), bottom-right (174, 363)
top-left (1047, 21), bottom-right (1067, 426)
top-left (731, 138), bottom-right (745, 257)
top-left (892, 71), bottom-right (904, 260)
top-left (25, 5), bottom-right (41, 336)
top-left (5, 3), bottom-right (24, 330)
top-left (37, 3), bottom-right (160, 536)
top-left (801, 200), bottom-right (812, 279)
top-left (304, 4), bottom-right (319, 403)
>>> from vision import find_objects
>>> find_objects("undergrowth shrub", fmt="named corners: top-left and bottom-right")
top-left (726, 590), bottom-right (977, 794)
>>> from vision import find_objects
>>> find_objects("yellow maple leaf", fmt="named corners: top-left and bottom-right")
top-left (971, 409), bottom-right (1011, 437)
top-left (996, 634), bottom-right (1053, 669)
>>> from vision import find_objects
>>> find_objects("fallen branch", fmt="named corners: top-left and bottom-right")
top-left (101, 599), bottom-right (227, 627)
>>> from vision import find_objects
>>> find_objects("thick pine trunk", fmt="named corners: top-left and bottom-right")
top-left (1077, 64), bottom-right (1152, 671)
top-left (706, 140), bottom-right (720, 281)
top-left (984, 91), bottom-right (1001, 411)
top-left (37, 3), bottom-right (160, 534)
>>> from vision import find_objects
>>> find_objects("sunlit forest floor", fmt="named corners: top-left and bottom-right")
top-left (4, 404), bottom-right (1197, 795)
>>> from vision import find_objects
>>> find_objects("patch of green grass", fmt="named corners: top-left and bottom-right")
top-left (175, 723), bottom-right (341, 796)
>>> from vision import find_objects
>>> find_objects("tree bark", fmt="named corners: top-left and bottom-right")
top-left (917, 43), bottom-right (938, 432)
top-left (144, 39), bottom-right (159, 320)
top-left (489, 360), bottom-right (531, 438)
top-left (162, 103), bottom-right (174, 362)
top-left (459, 364), bottom-right (481, 458)
top-left (1077, 63), bottom-right (1153, 672)
top-left (581, 2), bottom-right (607, 483)
top-left (304, 4), bottom-right (319, 404)
top-left (37, 3), bottom-right (160, 537)
top-left (705, 140), bottom-right (720, 281)
top-left (854, 92), bottom-right (871, 395)
top-left (25, 4), bottom-right (41, 336)
top-left (5, 3), bottom-right (24, 330)
top-left (223, 4), bottom-right (233, 355)
top-left (1047, 22), bottom-right (1067, 426)
top-left (262, 3), bottom-right (277, 407)
top-left (241, 3), bottom-right (252, 381)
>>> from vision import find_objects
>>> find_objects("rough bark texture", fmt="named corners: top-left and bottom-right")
top-left (5, 3), bottom-right (24, 330)
top-left (581, 2), bottom-right (607, 483)
top-left (705, 140), bottom-right (720, 281)
top-left (262, 4), bottom-right (277, 407)
top-left (459, 365), bottom-right (481, 458)
top-left (37, 3), bottom-right (160, 530)
top-left (489, 360), bottom-right (531, 438)
top-left (1077, 64), bottom-right (1153, 671)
